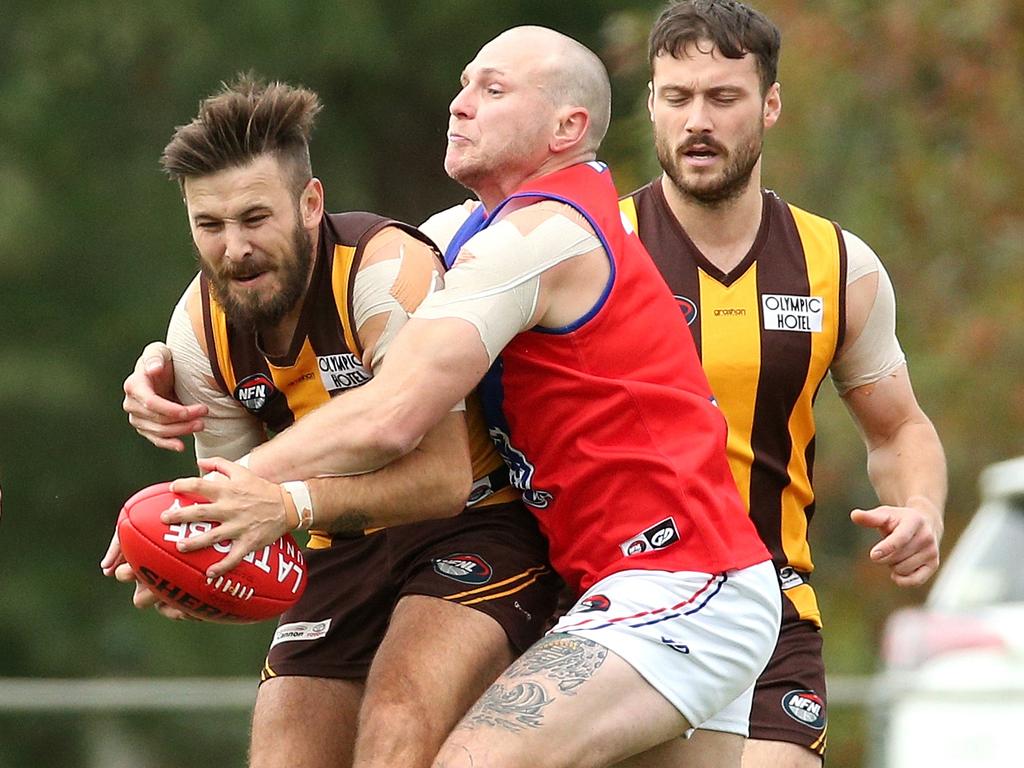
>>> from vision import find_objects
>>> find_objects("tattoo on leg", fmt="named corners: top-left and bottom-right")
top-left (464, 681), bottom-right (551, 732)
top-left (460, 635), bottom-right (607, 734)
top-left (506, 633), bottom-right (608, 694)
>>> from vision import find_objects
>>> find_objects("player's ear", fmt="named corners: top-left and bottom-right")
top-left (763, 82), bottom-right (781, 129)
top-left (300, 178), bottom-right (325, 227)
top-left (551, 106), bottom-right (589, 154)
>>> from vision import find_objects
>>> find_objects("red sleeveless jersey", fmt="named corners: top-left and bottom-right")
top-left (476, 162), bottom-right (769, 594)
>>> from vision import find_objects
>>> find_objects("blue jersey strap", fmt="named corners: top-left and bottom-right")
top-left (443, 204), bottom-right (489, 268)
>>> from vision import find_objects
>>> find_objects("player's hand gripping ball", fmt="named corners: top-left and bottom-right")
top-left (117, 482), bottom-right (306, 622)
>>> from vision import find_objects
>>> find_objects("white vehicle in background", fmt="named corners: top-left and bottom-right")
top-left (871, 456), bottom-right (1024, 767)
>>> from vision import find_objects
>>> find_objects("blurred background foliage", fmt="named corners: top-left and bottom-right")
top-left (0, 1), bottom-right (1021, 765)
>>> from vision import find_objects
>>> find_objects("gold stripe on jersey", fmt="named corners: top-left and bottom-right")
top-left (208, 298), bottom-right (238, 391)
top-left (778, 206), bottom-right (842, 578)
top-left (784, 583), bottom-right (821, 629)
top-left (331, 244), bottom-right (362, 355)
top-left (466, 393), bottom-right (520, 506)
top-left (267, 338), bottom-right (331, 421)
top-left (306, 532), bottom-right (332, 550)
top-left (620, 196), bottom-right (639, 234)
top-left (698, 265), bottom-right (761, 511)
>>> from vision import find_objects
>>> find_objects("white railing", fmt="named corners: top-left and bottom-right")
top-left (0, 675), bottom-right (883, 712)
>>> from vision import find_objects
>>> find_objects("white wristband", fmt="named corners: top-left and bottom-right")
top-left (281, 481), bottom-right (314, 531)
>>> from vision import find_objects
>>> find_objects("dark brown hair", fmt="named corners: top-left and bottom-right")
top-left (161, 74), bottom-right (322, 194)
top-left (649, 1), bottom-right (781, 95)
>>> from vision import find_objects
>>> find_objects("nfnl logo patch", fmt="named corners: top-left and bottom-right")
top-left (234, 373), bottom-right (276, 414)
top-left (432, 553), bottom-right (493, 585)
top-left (619, 517), bottom-right (681, 557)
top-left (762, 294), bottom-right (824, 333)
top-left (317, 353), bottom-right (371, 392)
top-left (781, 690), bottom-right (826, 730)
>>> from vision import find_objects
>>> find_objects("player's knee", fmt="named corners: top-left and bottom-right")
top-left (355, 699), bottom-right (445, 766)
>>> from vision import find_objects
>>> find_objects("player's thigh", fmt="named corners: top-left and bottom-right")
top-left (433, 633), bottom-right (690, 768)
top-left (611, 730), bottom-right (744, 768)
top-left (250, 675), bottom-right (364, 768)
top-left (357, 594), bottom-right (515, 740)
top-left (747, 609), bottom-right (827, 761)
top-left (742, 738), bottom-right (821, 768)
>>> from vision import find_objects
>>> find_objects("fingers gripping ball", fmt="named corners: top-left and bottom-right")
top-left (117, 482), bottom-right (306, 622)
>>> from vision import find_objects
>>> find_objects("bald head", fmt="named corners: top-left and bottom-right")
top-left (485, 26), bottom-right (612, 152)
top-left (446, 26), bottom-right (613, 204)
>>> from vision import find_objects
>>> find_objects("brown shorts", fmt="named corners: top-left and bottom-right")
top-left (749, 597), bottom-right (828, 758)
top-left (260, 500), bottom-right (562, 682)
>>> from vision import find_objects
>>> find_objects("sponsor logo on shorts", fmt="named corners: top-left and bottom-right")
top-left (234, 373), bottom-right (277, 414)
top-left (781, 689), bottom-right (826, 730)
top-left (572, 594), bottom-right (611, 613)
top-left (778, 566), bottom-right (807, 591)
top-left (674, 295), bottom-right (698, 326)
top-left (317, 353), bottom-right (371, 392)
top-left (660, 636), bottom-right (690, 654)
top-left (619, 517), bottom-right (681, 557)
top-left (270, 619), bottom-right (332, 647)
top-left (432, 553), bottom-right (493, 585)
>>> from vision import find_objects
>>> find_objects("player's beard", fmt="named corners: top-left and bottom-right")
top-left (200, 222), bottom-right (313, 331)
top-left (655, 121), bottom-right (763, 207)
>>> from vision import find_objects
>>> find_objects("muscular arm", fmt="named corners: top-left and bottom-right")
top-left (245, 202), bottom-right (608, 482)
top-left (838, 235), bottom-right (947, 587)
top-left (245, 315), bottom-right (489, 483)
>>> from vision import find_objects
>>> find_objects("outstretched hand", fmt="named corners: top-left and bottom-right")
top-left (850, 498), bottom-right (943, 587)
top-left (163, 457), bottom-right (293, 579)
top-left (123, 341), bottom-right (208, 452)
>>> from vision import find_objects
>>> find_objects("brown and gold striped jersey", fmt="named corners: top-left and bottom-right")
top-left (622, 182), bottom-right (848, 627)
top-left (199, 212), bottom-right (516, 546)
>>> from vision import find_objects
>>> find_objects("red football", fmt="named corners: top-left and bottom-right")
top-left (117, 482), bottom-right (306, 623)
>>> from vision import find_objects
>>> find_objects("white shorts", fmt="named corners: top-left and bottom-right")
top-left (549, 561), bottom-right (781, 736)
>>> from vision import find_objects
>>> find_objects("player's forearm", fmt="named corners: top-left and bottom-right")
top-left (249, 318), bottom-right (487, 483)
top-left (246, 389), bottom-right (415, 483)
top-left (866, 417), bottom-right (947, 533)
top-left (306, 413), bottom-right (473, 534)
